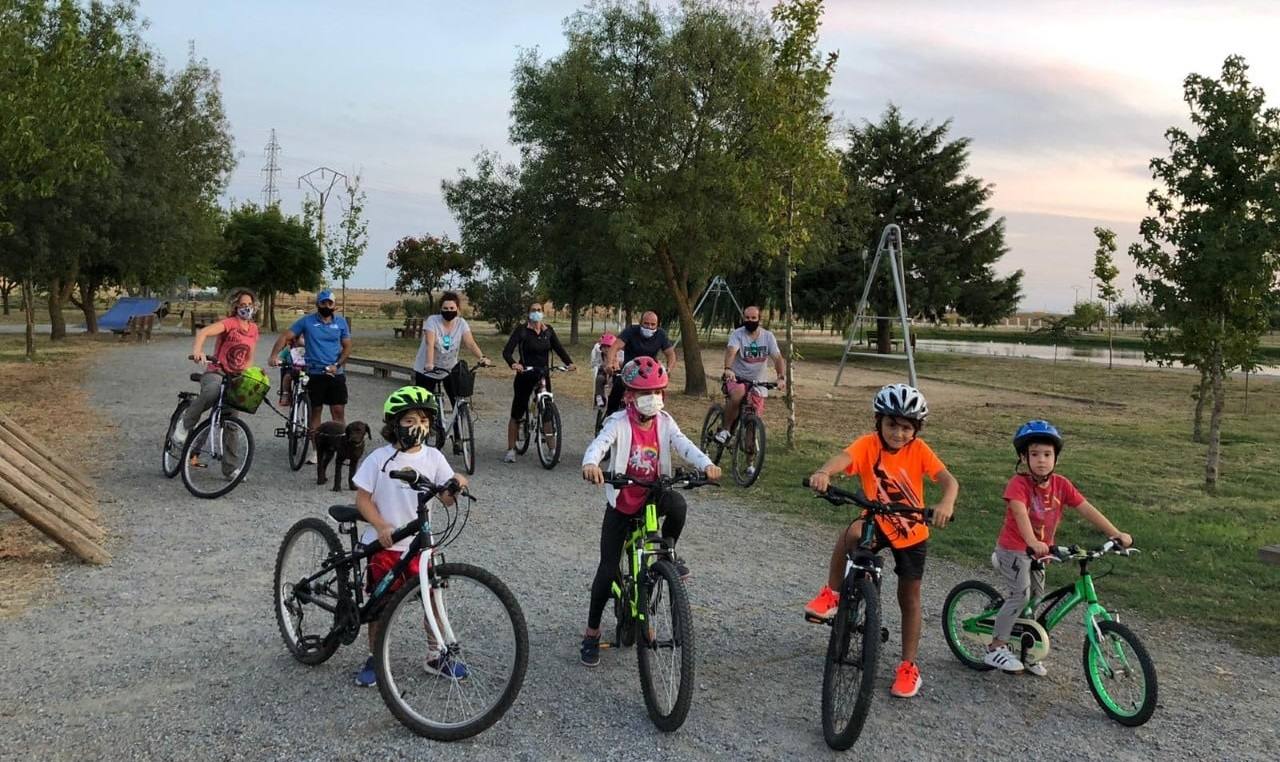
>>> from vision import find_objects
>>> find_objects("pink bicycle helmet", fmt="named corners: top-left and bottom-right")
top-left (599, 332), bottom-right (617, 347)
top-left (620, 356), bottom-right (668, 391)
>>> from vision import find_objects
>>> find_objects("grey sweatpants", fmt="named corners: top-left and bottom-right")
top-left (181, 371), bottom-right (242, 474)
top-left (992, 546), bottom-right (1044, 642)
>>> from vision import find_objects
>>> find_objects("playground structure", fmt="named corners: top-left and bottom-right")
top-left (834, 224), bottom-right (918, 388)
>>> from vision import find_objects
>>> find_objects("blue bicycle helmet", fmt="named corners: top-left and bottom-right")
top-left (1013, 420), bottom-right (1064, 456)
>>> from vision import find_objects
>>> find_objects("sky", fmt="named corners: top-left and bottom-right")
top-left (138, 0), bottom-right (1280, 314)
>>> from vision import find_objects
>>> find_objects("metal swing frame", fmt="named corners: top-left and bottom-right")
top-left (834, 224), bottom-right (918, 387)
top-left (673, 275), bottom-right (743, 348)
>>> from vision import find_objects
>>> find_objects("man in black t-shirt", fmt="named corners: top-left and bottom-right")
top-left (604, 310), bottom-right (677, 414)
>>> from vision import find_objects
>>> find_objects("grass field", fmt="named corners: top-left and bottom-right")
top-left (357, 326), bottom-right (1280, 655)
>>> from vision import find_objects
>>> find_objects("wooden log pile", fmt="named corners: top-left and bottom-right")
top-left (0, 413), bottom-right (109, 564)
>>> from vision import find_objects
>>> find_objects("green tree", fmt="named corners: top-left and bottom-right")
top-left (1069, 301), bottom-right (1106, 332)
top-left (1129, 55), bottom-right (1280, 488)
top-left (1092, 226), bottom-right (1121, 368)
top-left (465, 269), bottom-right (535, 334)
top-left (219, 204), bottom-right (323, 331)
top-left (329, 175), bottom-right (368, 312)
top-left (386, 234), bottom-right (475, 310)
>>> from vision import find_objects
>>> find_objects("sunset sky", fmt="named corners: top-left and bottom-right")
top-left (140, 1), bottom-right (1280, 313)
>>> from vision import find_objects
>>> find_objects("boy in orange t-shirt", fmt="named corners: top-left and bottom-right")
top-left (805, 384), bottom-right (958, 698)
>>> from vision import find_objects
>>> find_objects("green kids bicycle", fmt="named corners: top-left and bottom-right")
top-left (600, 469), bottom-right (716, 732)
top-left (941, 540), bottom-right (1158, 726)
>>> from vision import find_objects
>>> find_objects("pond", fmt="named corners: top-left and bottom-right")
top-left (913, 338), bottom-right (1280, 378)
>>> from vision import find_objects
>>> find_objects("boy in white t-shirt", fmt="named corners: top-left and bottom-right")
top-left (352, 386), bottom-right (467, 687)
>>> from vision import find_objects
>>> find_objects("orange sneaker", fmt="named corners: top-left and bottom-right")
top-left (890, 660), bottom-right (921, 698)
top-left (804, 586), bottom-right (840, 619)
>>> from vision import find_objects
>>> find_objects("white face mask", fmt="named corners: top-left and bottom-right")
top-left (633, 394), bottom-right (664, 417)
top-left (529, 311), bottom-right (543, 323)
top-left (640, 327), bottom-right (656, 339)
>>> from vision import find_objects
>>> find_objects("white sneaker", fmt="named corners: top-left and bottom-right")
top-left (713, 429), bottom-right (730, 445)
top-left (306, 452), bottom-right (318, 465)
top-left (984, 646), bottom-right (1025, 673)
top-left (595, 395), bottom-right (605, 408)
top-left (1026, 661), bottom-right (1047, 677)
top-left (172, 419), bottom-right (188, 446)
top-left (503, 449), bottom-right (516, 463)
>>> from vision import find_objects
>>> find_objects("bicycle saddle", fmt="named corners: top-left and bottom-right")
top-left (328, 504), bottom-right (362, 523)
top-left (189, 372), bottom-right (203, 383)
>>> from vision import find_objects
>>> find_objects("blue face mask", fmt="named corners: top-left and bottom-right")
top-left (529, 311), bottom-right (544, 323)
top-left (236, 305), bottom-right (255, 320)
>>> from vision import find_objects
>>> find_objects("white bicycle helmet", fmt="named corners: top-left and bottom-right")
top-left (872, 383), bottom-right (929, 422)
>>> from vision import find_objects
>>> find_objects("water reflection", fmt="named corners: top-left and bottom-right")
top-left (915, 339), bottom-right (1280, 377)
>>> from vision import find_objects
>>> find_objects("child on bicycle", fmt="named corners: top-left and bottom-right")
top-left (276, 335), bottom-right (305, 406)
top-left (578, 356), bottom-right (721, 667)
top-left (984, 420), bottom-right (1132, 674)
top-left (351, 386), bottom-right (469, 687)
top-left (805, 383), bottom-right (958, 698)
top-left (589, 332), bottom-right (620, 409)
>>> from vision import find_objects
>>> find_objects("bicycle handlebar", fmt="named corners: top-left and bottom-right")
top-left (388, 468), bottom-right (473, 501)
top-left (731, 376), bottom-right (778, 389)
top-left (600, 469), bottom-right (720, 491)
top-left (1028, 540), bottom-right (1140, 563)
top-left (800, 477), bottom-right (936, 522)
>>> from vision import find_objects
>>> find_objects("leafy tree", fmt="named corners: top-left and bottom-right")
top-left (1129, 55), bottom-right (1280, 488)
top-left (465, 269), bottom-right (534, 334)
top-left (218, 204), bottom-right (323, 331)
top-left (378, 301), bottom-right (399, 320)
top-left (1069, 301), bottom-right (1106, 332)
top-left (328, 175), bottom-right (368, 312)
top-left (1092, 226), bottom-right (1121, 368)
top-left (386, 234), bottom-right (475, 310)
top-left (1113, 301), bottom-right (1142, 329)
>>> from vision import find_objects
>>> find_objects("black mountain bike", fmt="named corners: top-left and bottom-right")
top-left (514, 365), bottom-right (567, 469)
top-left (700, 377), bottom-right (776, 487)
top-left (423, 361), bottom-right (489, 475)
top-left (801, 478), bottom-right (936, 751)
top-left (273, 469), bottom-right (529, 740)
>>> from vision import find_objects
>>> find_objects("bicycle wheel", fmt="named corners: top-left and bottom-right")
top-left (375, 562), bottom-right (529, 741)
top-left (1083, 619), bottom-right (1157, 726)
top-left (457, 404), bottom-right (476, 475)
top-left (941, 580), bottom-right (1002, 671)
top-left (636, 559), bottom-right (694, 732)
top-left (536, 401), bottom-right (562, 470)
top-left (821, 575), bottom-right (880, 750)
top-left (287, 391), bottom-right (310, 472)
top-left (731, 414), bottom-right (766, 487)
top-left (181, 416), bottom-right (254, 499)
top-left (700, 405), bottom-right (725, 465)
top-left (162, 399), bottom-right (191, 478)
top-left (614, 555), bottom-right (635, 648)
top-left (514, 402), bottom-right (531, 455)
top-left (594, 407), bottom-right (605, 435)
top-left (273, 517), bottom-right (346, 666)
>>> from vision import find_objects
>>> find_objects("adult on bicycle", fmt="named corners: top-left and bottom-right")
top-left (173, 288), bottom-right (260, 469)
top-left (711, 305), bottom-right (786, 445)
top-left (500, 301), bottom-right (575, 464)
top-left (579, 357), bottom-right (721, 666)
top-left (604, 310), bottom-right (676, 415)
top-left (269, 289), bottom-right (352, 465)
top-left (413, 291), bottom-right (490, 436)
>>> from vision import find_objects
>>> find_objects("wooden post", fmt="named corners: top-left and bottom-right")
top-left (0, 436), bottom-right (98, 521)
top-left (0, 459), bottom-right (104, 542)
top-left (0, 415), bottom-right (95, 494)
top-left (0, 477), bottom-right (109, 564)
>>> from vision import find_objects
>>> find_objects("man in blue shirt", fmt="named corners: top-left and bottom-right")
top-left (269, 290), bottom-right (353, 463)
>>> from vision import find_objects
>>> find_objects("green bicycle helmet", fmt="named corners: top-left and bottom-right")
top-left (383, 385), bottom-right (436, 423)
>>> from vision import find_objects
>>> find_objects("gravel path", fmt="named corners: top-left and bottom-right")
top-left (1, 337), bottom-right (1277, 761)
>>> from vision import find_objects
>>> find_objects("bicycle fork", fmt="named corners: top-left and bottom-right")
top-left (414, 547), bottom-right (460, 658)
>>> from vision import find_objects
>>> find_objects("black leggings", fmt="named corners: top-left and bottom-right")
top-left (510, 368), bottom-right (549, 421)
top-left (414, 369), bottom-right (459, 407)
top-left (587, 490), bottom-right (687, 630)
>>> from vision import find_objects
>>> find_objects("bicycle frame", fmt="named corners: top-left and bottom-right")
top-left (610, 498), bottom-right (667, 622)
top-left (960, 558), bottom-right (1115, 652)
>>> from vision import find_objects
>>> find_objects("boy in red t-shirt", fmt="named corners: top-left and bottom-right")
top-left (805, 384), bottom-right (958, 699)
top-left (985, 420), bottom-right (1132, 675)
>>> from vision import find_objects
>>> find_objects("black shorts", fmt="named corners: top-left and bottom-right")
top-left (307, 372), bottom-right (349, 407)
top-left (510, 368), bottom-right (548, 421)
top-left (870, 525), bottom-right (928, 580)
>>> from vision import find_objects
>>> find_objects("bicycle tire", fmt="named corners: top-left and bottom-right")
top-left (941, 580), bottom-right (1002, 671)
top-left (458, 404), bottom-right (476, 475)
top-left (594, 407), bottom-right (605, 436)
top-left (614, 555), bottom-right (635, 648)
top-left (287, 391), bottom-right (310, 472)
top-left (375, 562), bottom-right (529, 741)
top-left (273, 517), bottom-right (347, 666)
top-left (636, 559), bottom-right (694, 732)
top-left (536, 401), bottom-right (562, 469)
top-left (1083, 619), bottom-right (1157, 726)
top-left (180, 416), bottom-right (254, 499)
top-left (821, 574), bottom-right (880, 751)
top-left (700, 404), bottom-right (725, 465)
top-left (514, 405), bottom-right (531, 455)
top-left (731, 414), bottom-right (766, 487)
top-left (162, 399), bottom-right (191, 478)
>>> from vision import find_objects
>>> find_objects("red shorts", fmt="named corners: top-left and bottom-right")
top-left (723, 379), bottom-right (766, 414)
top-left (367, 548), bottom-right (421, 594)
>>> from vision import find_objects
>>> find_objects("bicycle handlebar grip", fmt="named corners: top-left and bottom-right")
top-left (801, 477), bottom-right (813, 488)
top-left (389, 467), bottom-right (420, 484)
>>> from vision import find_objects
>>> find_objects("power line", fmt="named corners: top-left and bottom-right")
top-left (261, 129), bottom-right (282, 207)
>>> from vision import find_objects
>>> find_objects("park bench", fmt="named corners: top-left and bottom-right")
top-left (863, 330), bottom-right (918, 351)
top-left (1260, 545), bottom-right (1280, 566)
top-left (346, 356), bottom-right (415, 381)
top-left (119, 314), bottom-right (155, 343)
top-left (394, 317), bottom-right (423, 339)
top-left (189, 311), bottom-right (220, 336)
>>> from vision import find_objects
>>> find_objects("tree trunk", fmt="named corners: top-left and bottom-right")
top-left (1204, 356), bottom-right (1226, 489)
top-left (876, 316), bottom-right (892, 354)
top-left (47, 278), bottom-right (75, 340)
top-left (569, 299), bottom-right (580, 345)
top-left (655, 242), bottom-right (706, 396)
top-left (0, 278), bottom-right (13, 315)
top-left (75, 280), bottom-right (99, 334)
top-left (22, 279), bottom-right (36, 361)
top-left (267, 292), bottom-right (278, 332)
top-left (783, 247), bottom-right (796, 450)
top-left (1192, 369), bottom-right (1210, 444)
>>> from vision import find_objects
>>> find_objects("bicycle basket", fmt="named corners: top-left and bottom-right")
top-left (225, 366), bottom-right (271, 414)
top-left (454, 362), bottom-right (476, 397)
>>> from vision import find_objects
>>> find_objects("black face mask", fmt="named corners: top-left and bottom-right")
top-left (395, 421), bottom-right (430, 450)
top-left (318, 306), bottom-right (334, 318)
top-left (441, 310), bottom-right (457, 320)
top-left (743, 320), bottom-right (759, 333)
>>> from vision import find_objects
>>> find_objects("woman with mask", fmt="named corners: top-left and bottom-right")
top-left (414, 291), bottom-right (490, 427)
top-left (500, 302), bottom-right (575, 464)
top-left (577, 357), bottom-right (721, 667)
top-left (173, 288), bottom-right (260, 451)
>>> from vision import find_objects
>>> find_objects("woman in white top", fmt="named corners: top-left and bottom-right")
top-left (412, 291), bottom-right (489, 408)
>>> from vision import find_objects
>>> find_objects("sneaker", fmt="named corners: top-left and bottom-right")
top-left (1026, 661), bottom-right (1048, 677)
top-left (746, 465), bottom-right (757, 478)
top-left (713, 428), bottom-right (730, 445)
top-left (595, 395), bottom-right (605, 408)
top-left (804, 586), bottom-right (840, 619)
top-left (172, 419), bottom-right (188, 446)
top-left (354, 655), bottom-right (376, 687)
top-left (890, 660), bottom-right (922, 698)
top-left (984, 645), bottom-right (1025, 673)
top-left (503, 449), bottom-right (516, 463)
top-left (305, 452), bottom-right (318, 465)
top-left (580, 635), bottom-right (601, 667)
top-left (425, 653), bottom-right (468, 680)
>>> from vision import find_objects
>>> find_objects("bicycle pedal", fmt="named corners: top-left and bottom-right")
top-left (804, 613), bottom-right (833, 626)
top-left (274, 428), bottom-right (287, 438)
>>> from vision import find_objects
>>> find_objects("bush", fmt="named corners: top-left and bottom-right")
top-left (379, 302), bottom-right (400, 320)
top-left (467, 272), bottom-right (533, 334)
top-left (402, 298), bottom-right (431, 318)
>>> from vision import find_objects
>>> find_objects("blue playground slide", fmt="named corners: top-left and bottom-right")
top-left (96, 297), bottom-right (161, 332)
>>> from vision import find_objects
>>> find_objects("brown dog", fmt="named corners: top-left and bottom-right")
top-left (315, 420), bottom-right (371, 491)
